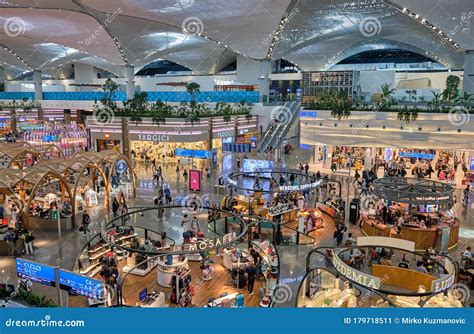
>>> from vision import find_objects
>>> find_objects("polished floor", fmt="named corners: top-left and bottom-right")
top-left (2, 143), bottom-right (473, 307)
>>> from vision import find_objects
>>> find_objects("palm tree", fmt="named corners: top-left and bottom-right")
top-left (379, 83), bottom-right (396, 110)
top-left (442, 75), bottom-right (460, 102)
top-left (428, 91), bottom-right (443, 112)
top-left (454, 91), bottom-right (473, 109)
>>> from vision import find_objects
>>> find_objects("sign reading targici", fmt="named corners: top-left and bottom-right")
top-left (137, 134), bottom-right (171, 142)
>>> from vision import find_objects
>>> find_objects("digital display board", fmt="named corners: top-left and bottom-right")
top-left (470, 158), bottom-right (474, 171)
top-left (242, 159), bottom-right (274, 178)
top-left (189, 170), bottom-right (201, 192)
top-left (16, 258), bottom-right (56, 287)
top-left (58, 269), bottom-right (104, 300)
top-left (193, 150), bottom-right (211, 159)
top-left (222, 143), bottom-right (251, 153)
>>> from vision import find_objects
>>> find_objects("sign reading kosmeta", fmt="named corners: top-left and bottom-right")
top-left (333, 254), bottom-right (381, 289)
top-left (188, 232), bottom-right (238, 252)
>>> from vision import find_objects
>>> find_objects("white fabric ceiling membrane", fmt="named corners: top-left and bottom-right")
top-left (0, 0), bottom-right (469, 78)
top-left (274, 0), bottom-right (464, 70)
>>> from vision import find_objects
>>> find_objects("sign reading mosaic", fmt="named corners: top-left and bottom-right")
top-left (187, 232), bottom-right (238, 252)
top-left (333, 253), bottom-right (381, 289)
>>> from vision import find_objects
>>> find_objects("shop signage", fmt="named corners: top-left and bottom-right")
top-left (189, 170), bottom-right (201, 192)
top-left (470, 158), bottom-right (474, 171)
top-left (212, 148), bottom-right (218, 166)
top-left (299, 111), bottom-right (317, 118)
top-left (414, 195), bottom-right (450, 202)
top-left (58, 269), bottom-right (104, 300)
top-left (399, 152), bottom-right (434, 160)
top-left (384, 148), bottom-right (393, 161)
top-left (227, 178), bottom-right (237, 187)
top-left (16, 259), bottom-right (56, 287)
top-left (250, 136), bottom-right (257, 149)
top-left (187, 232), bottom-right (238, 252)
top-left (215, 130), bottom-right (235, 139)
top-left (104, 133), bottom-right (110, 139)
top-left (136, 134), bottom-right (170, 142)
top-left (332, 254), bottom-right (381, 289)
top-left (279, 180), bottom-right (323, 192)
top-left (299, 144), bottom-right (311, 150)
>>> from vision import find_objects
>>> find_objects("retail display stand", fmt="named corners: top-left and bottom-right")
top-left (251, 240), bottom-right (279, 308)
top-left (156, 255), bottom-right (189, 288)
top-left (207, 292), bottom-right (245, 308)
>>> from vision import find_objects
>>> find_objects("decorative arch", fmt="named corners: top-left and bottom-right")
top-left (72, 161), bottom-right (111, 212)
top-left (106, 154), bottom-right (137, 199)
top-left (35, 144), bottom-right (67, 160)
top-left (6, 149), bottom-right (43, 168)
top-left (24, 170), bottom-right (76, 229)
top-left (0, 181), bottom-right (29, 227)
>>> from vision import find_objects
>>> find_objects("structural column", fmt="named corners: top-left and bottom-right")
top-left (32, 70), bottom-right (43, 101)
top-left (121, 117), bottom-right (131, 159)
top-left (125, 66), bottom-right (135, 100)
top-left (64, 109), bottom-right (71, 125)
top-left (258, 60), bottom-right (270, 103)
top-left (463, 50), bottom-right (474, 95)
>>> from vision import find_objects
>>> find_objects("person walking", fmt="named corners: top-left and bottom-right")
top-left (176, 165), bottom-right (180, 181)
top-left (21, 228), bottom-right (35, 255)
top-left (245, 262), bottom-right (257, 296)
top-left (112, 197), bottom-right (120, 218)
top-left (81, 212), bottom-right (91, 236)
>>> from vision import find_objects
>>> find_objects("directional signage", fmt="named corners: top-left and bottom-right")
top-left (16, 259), bottom-right (56, 287)
top-left (58, 269), bottom-right (104, 300)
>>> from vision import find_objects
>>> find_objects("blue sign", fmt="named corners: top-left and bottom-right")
top-left (212, 148), bottom-right (218, 166)
top-left (399, 152), bottom-right (434, 160)
top-left (222, 143), bottom-right (251, 153)
top-left (16, 258), bottom-right (56, 287)
top-left (175, 148), bottom-right (211, 159)
top-left (299, 111), bottom-right (317, 118)
top-left (470, 158), bottom-right (474, 171)
top-left (296, 88), bottom-right (302, 97)
top-left (299, 144), bottom-right (311, 150)
top-left (193, 150), bottom-right (211, 159)
top-left (116, 160), bottom-right (127, 174)
top-left (250, 136), bottom-right (257, 149)
top-left (58, 269), bottom-right (104, 300)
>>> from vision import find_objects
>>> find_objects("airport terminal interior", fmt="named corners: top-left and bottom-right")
top-left (0, 0), bottom-right (473, 309)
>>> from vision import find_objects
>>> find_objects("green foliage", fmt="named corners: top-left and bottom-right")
top-left (427, 91), bottom-right (443, 112)
top-left (454, 91), bottom-right (473, 109)
top-left (378, 83), bottom-right (396, 110)
top-left (397, 106), bottom-right (418, 123)
top-left (442, 75), bottom-right (460, 102)
top-left (0, 99), bottom-right (41, 110)
top-left (13, 287), bottom-right (58, 307)
top-left (186, 82), bottom-right (201, 103)
top-left (98, 78), bottom-right (119, 113)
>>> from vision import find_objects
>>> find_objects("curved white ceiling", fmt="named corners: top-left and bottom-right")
top-left (0, 0), bottom-right (470, 78)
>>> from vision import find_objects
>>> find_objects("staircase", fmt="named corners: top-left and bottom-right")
top-left (257, 101), bottom-right (300, 154)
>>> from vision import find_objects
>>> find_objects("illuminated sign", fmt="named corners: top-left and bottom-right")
top-left (279, 180), bottom-right (323, 192)
top-left (137, 134), bottom-right (170, 142)
top-left (215, 130), bottom-right (235, 138)
top-left (104, 133), bottom-right (110, 139)
top-left (187, 232), bottom-right (238, 252)
top-left (189, 170), bottom-right (201, 192)
top-left (470, 158), bottom-right (474, 171)
top-left (299, 111), bottom-right (317, 118)
top-left (16, 259), bottom-right (56, 287)
top-left (399, 152), bottom-right (434, 160)
top-left (431, 258), bottom-right (456, 293)
top-left (58, 269), bottom-right (104, 300)
top-left (333, 254), bottom-right (381, 289)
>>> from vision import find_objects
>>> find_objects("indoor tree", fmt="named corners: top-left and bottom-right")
top-left (330, 91), bottom-right (351, 120)
top-left (378, 83), bottom-right (396, 110)
top-left (454, 91), bottom-right (473, 110)
top-left (427, 91), bottom-right (443, 112)
top-left (442, 75), bottom-right (460, 102)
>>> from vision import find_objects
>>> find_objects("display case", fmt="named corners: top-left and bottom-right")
top-left (156, 255), bottom-right (189, 288)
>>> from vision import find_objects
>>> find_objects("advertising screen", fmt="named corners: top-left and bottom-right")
top-left (16, 259), bottom-right (56, 287)
top-left (193, 150), bottom-right (211, 159)
top-left (58, 269), bottom-right (104, 300)
top-left (189, 170), bottom-right (201, 192)
top-left (470, 158), bottom-right (474, 171)
top-left (242, 159), bottom-right (274, 178)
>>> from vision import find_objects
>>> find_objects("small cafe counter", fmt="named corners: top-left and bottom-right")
top-left (371, 265), bottom-right (436, 292)
top-left (362, 215), bottom-right (459, 251)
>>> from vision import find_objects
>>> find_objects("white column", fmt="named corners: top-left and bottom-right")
top-left (125, 66), bottom-right (135, 100)
top-left (463, 50), bottom-right (474, 95)
top-left (258, 60), bottom-right (270, 103)
top-left (364, 148), bottom-right (372, 171)
top-left (33, 70), bottom-right (43, 100)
